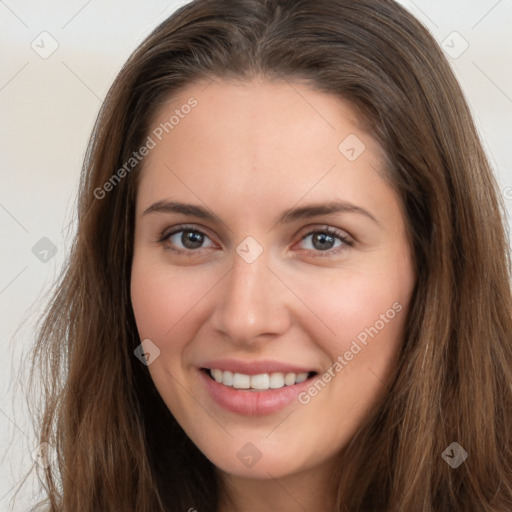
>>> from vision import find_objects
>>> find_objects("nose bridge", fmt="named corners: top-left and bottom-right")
top-left (211, 241), bottom-right (290, 343)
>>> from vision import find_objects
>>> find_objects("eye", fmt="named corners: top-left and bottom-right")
top-left (157, 224), bottom-right (353, 258)
top-left (296, 227), bottom-right (353, 257)
top-left (157, 225), bottom-right (215, 254)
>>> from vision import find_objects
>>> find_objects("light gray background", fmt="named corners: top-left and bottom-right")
top-left (1, 1), bottom-right (511, 509)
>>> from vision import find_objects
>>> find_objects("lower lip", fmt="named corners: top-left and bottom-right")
top-left (199, 369), bottom-right (315, 416)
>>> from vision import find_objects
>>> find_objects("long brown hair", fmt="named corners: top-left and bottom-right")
top-left (26, 0), bottom-right (512, 510)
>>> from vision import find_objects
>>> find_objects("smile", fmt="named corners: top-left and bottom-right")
top-left (199, 364), bottom-right (319, 415)
top-left (206, 368), bottom-right (315, 390)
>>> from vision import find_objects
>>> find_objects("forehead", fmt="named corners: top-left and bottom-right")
top-left (135, 78), bottom-right (391, 219)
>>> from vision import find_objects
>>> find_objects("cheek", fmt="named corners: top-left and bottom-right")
top-left (130, 255), bottom-right (209, 342)
top-left (291, 272), bottom-right (410, 437)
top-left (130, 259), bottom-right (203, 412)
top-left (292, 264), bottom-right (410, 358)
top-left (130, 270), bottom-right (170, 342)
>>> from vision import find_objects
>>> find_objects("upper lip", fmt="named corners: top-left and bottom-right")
top-left (200, 358), bottom-right (316, 376)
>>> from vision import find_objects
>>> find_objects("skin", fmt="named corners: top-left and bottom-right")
top-left (130, 77), bottom-right (416, 511)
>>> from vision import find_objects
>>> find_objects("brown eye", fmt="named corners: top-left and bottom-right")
top-left (177, 230), bottom-right (205, 249)
top-left (298, 228), bottom-right (353, 257)
top-left (158, 226), bottom-right (214, 253)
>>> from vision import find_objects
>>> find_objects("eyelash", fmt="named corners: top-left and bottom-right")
top-left (157, 224), bottom-right (353, 258)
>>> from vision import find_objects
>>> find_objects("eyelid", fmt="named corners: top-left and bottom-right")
top-left (297, 224), bottom-right (353, 241)
top-left (157, 224), bottom-right (212, 243)
top-left (157, 224), bottom-right (217, 254)
top-left (157, 223), bottom-right (354, 256)
top-left (294, 225), bottom-right (353, 257)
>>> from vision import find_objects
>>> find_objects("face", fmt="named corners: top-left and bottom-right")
top-left (130, 77), bottom-right (415, 482)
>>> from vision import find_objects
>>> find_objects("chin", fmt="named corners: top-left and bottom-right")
top-left (191, 431), bottom-right (325, 481)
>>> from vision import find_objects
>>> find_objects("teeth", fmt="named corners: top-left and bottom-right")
top-left (269, 372), bottom-right (285, 389)
top-left (284, 372), bottom-right (296, 386)
top-left (251, 373), bottom-right (270, 390)
top-left (233, 373), bottom-right (251, 389)
top-left (209, 369), bottom-right (310, 390)
top-left (223, 371), bottom-right (234, 386)
top-left (295, 372), bottom-right (308, 383)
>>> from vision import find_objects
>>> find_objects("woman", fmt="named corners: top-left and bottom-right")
top-left (28, 0), bottom-right (512, 510)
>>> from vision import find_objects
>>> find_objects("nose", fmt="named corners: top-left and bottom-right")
top-left (210, 245), bottom-right (292, 347)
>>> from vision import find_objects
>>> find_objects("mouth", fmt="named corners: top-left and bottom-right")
top-left (199, 366), bottom-right (319, 415)
top-left (201, 368), bottom-right (318, 391)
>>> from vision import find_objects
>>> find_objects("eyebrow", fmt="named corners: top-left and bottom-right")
top-left (142, 200), bottom-right (379, 226)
